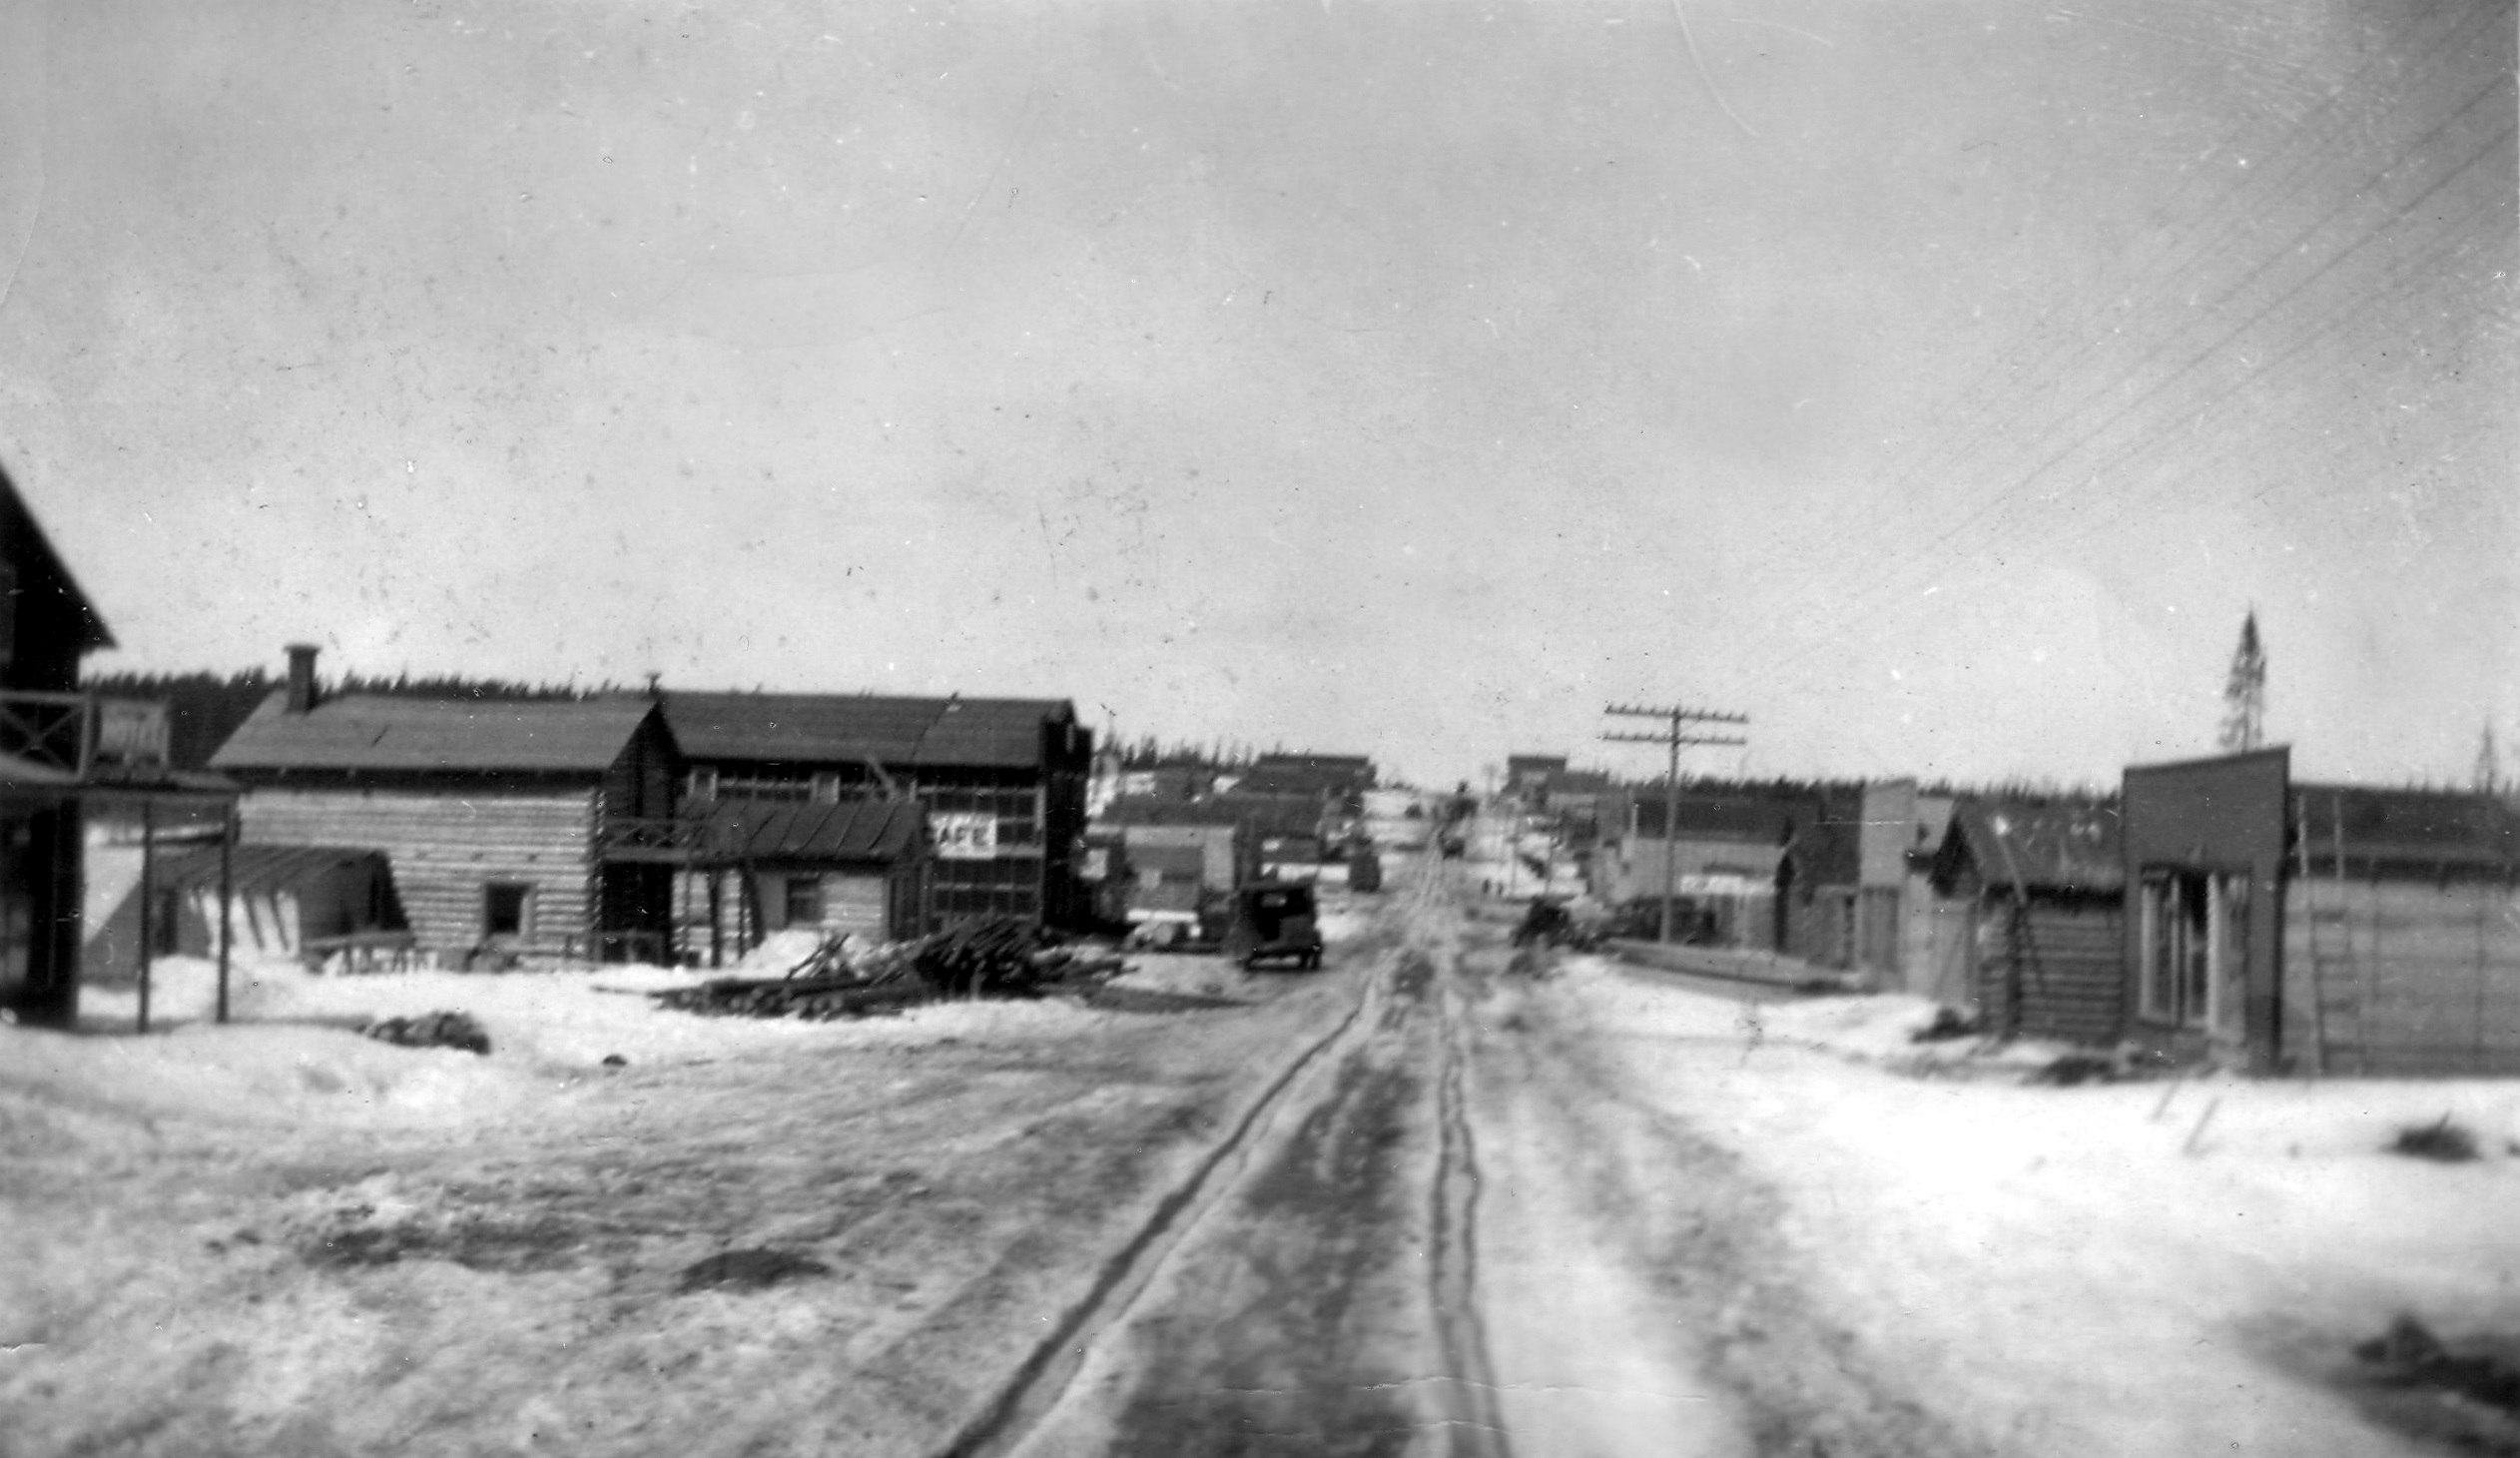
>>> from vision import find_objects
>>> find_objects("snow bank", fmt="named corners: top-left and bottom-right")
top-left (1560, 958), bottom-right (2520, 1456)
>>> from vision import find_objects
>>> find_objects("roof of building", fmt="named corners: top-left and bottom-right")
top-left (1128, 842), bottom-right (1210, 878)
top-left (1939, 798), bottom-right (2125, 895)
top-left (1099, 792), bottom-right (1326, 836)
top-left (210, 694), bottom-right (666, 774)
top-left (150, 842), bottom-right (391, 895)
top-left (2294, 784), bottom-right (2520, 875)
top-left (1, 466), bottom-right (115, 655)
top-left (662, 692), bottom-right (1074, 769)
top-left (700, 797), bottom-right (925, 864)
top-left (0, 748), bottom-right (81, 793)
top-left (1626, 791), bottom-right (1806, 844)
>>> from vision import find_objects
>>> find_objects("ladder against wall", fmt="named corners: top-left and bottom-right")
top-left (2287, 876), bottom-right (2520, 1078)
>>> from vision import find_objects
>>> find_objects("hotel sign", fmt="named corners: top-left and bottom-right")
top-left (92, 699), bottom-right (172, 771)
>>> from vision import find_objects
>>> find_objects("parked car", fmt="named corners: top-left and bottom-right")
top-left (1225, 881), bottom-right (1324, 970)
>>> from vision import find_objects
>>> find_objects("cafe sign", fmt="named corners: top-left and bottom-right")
top-left (930, 813), bottom-right (1000, 861)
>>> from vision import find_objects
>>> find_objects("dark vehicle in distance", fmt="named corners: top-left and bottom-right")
top-left (1226, 881), bottom-right (1324, 970)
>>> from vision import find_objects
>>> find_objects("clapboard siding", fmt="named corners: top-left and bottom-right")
top-left (1982, 901), bottom-right (2126, 1046)
top-left (2284, 878), bottom-right (2520, 1076)
top-left (242, 787), bottom-right (598, 956)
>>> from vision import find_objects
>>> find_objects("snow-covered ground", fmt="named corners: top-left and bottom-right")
top-left (1548, 953), bottom-right (2520, 1456)
top-left (10, 884), bottom-right (2515, 1456)
top-left (0, 924), bottom-right (1376, 1458)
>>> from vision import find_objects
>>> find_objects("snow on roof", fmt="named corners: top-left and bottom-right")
top-left (662, 692), bottom-right (1073, 769)
top-left (148, 842), bottom-right (391, 895)
top-left (210, 694), bottom-right (664, 774)
top-left (1941, 797), bottom-right (2125, 893)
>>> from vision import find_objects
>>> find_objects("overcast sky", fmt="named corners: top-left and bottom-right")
top-left (2, 0), bottom-right (2511, 788)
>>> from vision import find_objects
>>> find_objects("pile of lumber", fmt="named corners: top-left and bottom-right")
top-left (651, 919), bottom-right (1129, 1022)
top-left (910, 916), bottom-right (1123, 996)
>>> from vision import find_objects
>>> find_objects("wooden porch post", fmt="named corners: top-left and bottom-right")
top-left (137, 800), bottom-right (155, 1034)
top-left (216, 800), bottom-right (236, 1025)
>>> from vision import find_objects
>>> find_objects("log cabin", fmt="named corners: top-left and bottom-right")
top-left (211, 651), bottom-right (684, 966)
top-left (1930, 796), bottom-right (2127, 1045)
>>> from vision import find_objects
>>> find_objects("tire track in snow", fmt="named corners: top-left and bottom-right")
top-left (933, 869), bottom-right (1436, 1458)
top-left (1430, 959), bottom-right (1512, 1458)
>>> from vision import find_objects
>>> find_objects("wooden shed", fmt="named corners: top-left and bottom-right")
top-left (1932, 798), bottom-right (2127, 1045)
top-left (94, 843), bottom-right (404, 969)
top-left (691, 797), bottom-right (928, 955)
top-left (210, 657), bottom-right (685, 967)
top-left (2285, 784), bottom-right (2520, 1077)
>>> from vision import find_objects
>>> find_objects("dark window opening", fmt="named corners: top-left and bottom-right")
top-left (784, 875), bottom-right (825, 927)
top-left (484, 882), bottom-right (533, 939)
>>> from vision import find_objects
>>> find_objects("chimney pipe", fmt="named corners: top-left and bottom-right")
top-left (285, 643), bottom-right (320, 715)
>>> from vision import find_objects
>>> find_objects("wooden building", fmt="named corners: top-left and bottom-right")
top-left (686, 798), bottom-right (928, 955)
top-left (1849, 780), bottom-right (1957, 994)
top-left (93, 843), bottom-right (404, 969)
top-left (2120, 750), bottom-right (2289, 1072)
top-left (2284, 783), bottom-right (2520, 1076)
top-left (0, 468), bottom-right (117, 1026)
top-left (661, 692), bottom-right (1092, 932)
top-left (1592, 789), bottom-right (1804, 948)
top-left (1930, 797), bottom-right (2126, 1044)
top-left (1780, 784), bottom-right (1868, 970)
top-left (211, 653), bottom-right (684, 966)
top-left (2126, 749), bottom-right (2520, 1076)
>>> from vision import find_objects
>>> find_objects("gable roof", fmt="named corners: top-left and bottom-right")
top-left (662, 692), bottom-right (1073, 769)
top-left (1, 464), bottom-right (115, 655)
top-left (1939, 798), bottom-right (2124, 895)
top-left (210, 694), bottom-right (666, 774)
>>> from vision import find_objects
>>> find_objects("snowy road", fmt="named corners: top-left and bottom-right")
top-left (10, 849), bottom-right (2512, 1456)
top-left (981, 860), bottom-right (1975, 1458)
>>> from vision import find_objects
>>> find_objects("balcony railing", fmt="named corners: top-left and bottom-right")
top-left (595, 815), bottom-right (715, 862)
top-left (0, 693), bottom-right (171, 781)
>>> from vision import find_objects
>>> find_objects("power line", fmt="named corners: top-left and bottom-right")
top-left (1601, 703), bottom-right (1748, 942)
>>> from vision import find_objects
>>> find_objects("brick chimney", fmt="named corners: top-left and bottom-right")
top-left (285, 643), bottom-right (320, 715)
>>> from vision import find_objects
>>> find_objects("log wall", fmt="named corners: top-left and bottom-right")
top-left (241, 787), bottom-right (597, 960)
top-left (1982, 897), bottom-right (2126, 1046)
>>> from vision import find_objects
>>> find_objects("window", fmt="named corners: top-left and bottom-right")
top-left (2140, 871), bottom-right (2247, 1030)
top-left (784, 875), bottom-right (825, 927)
top-left (686, 767), bottom-right (720, 803)
top-left (483, 882), bottom-right (534, 940)
top-left (810, 772), bottom-right (843, 805)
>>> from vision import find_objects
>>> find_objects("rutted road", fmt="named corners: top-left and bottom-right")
top-left (961, 849), bottom-right (1986, 1458)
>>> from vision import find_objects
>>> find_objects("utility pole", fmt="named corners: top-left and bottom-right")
top-left (1602, 703), bottom-right (1749, 944)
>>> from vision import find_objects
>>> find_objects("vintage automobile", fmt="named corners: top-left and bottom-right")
top-left (1225, 880), bottom-right (1325, 971)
